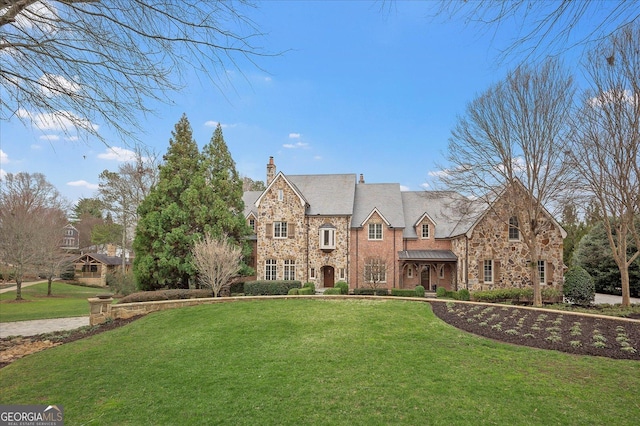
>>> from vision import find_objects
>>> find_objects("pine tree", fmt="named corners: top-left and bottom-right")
top-left (133, 114), bottom-right (202, 290)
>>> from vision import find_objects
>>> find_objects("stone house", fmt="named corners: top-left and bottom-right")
top-left (243, 157), bottom-right (566, 292)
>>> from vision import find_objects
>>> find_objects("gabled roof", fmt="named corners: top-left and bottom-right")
top-left (242, 191), bottom-right (262, 218)
top-left (256, 172), bottom-right (309, 210)
top-left (287, 174), bottom-right (357, 216)
top-left (401, 191), bottom-right (479, 239)
top-left (352, 183), bottom-right (405, 229)
top-left (73, 253), bottom-right (130, 266)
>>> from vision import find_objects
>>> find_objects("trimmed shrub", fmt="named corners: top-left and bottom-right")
top-left (287, 288), bottom-right (300, 295)
top-left (563, 266), bottom-right (595, 306)
top-left (303, 282), bottom-right (316, 293)
top-left (243, 280), bottom-right (302, 296)
top-left (390, 288), bottom-right (417, 297)
top-left (229, 280), bottom-right (245, 295)
top-left (414, 285), bottom-right (425, 297)
top-left (106, 270), bottom-right (137, 297)
top-left (353, 288), bottom-right (389, 296)
top-left (323, 287), bottom-right (341, 295)
top-left (335, 281), bottom-right (349, 295)
top-left (436, 287), bottom-right (447, 298)
top-left (298, 287), bottom-right (314, 295)
top-left (119, 289), bottom-right (212, 303)
top-left (457, 289), bottom-right (470, 301)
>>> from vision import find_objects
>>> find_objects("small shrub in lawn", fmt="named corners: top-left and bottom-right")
top-left (298, 287), bottom-right (314, 295)
top-left (287, 288), bottom-right (300, 295)
top-left (391, 288), bottom-right (417, 297)
top-left (457, 289), bottom-right (470, 301)
top-left (436, 287), bottom-right (447, 298)
top-left (229, 280), bottom-right (245, 295)
top-left (303, 282), bottom-right (316, 293)
top-left (107, 270), bottom-right (137, 297)
top-left (414, 285), bottom-right (425, 297)
top-left (334, 281), bottom-right (349, 295)
top-left (323, 288), bottom-right (341, 295)
top-left (563, 266), bottom-right (595, 306)
top-left (353, 288), bottom-right (389, 296)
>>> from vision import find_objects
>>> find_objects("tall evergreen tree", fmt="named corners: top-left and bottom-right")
top-left (134, 114), bottom-right (202, 290)
top-left (200, 123), bottom-right (252, 252)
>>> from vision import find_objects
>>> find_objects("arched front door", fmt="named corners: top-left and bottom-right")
top-left (323, 266), bottom-right (335, 288)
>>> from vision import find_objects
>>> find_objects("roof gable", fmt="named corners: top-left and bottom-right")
top-left (352, 183), bottom-right (405, 228)
top-left (255, 172), bottom-right (308, 209)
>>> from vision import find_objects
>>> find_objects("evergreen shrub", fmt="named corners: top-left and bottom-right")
top-left (414, 285), bottom-right (425, 297)
top-left (390, 288), bottom-right (416, 297)
top-left (457, 289), bottom-right (471, 301)
top-left (335, 281), bottom-right (349, 295)
top-left (303, 282), bottom-right (316, 293)
top-left (298, 287), bottom-right (314, 295)
top-left (436, 287), bottom-right (447, 298)
top-left (287, 288), bottom-right (299, 295)
top-left (323, 288), bottom-right (341, 295)
top-left (353, 288), bottom-right (389, 296)
top-left (563, 266), bottom-right (595, 306)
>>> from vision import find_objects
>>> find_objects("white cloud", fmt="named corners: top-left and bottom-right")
top-left (289, 133), bottom-right (301, 139)
top-left (39, 74), bottom-right (81, 97)
top-left (314, 155), bottom-right (322, 160)
top-left (17, 108), bottom-right (98, 132)
top-left (590, 89), bottom-right (638, 108)
top-left (283, 141), bottom-right (309, 149)
top-left (97, 146), bottom-right (137, 162)
top-left (0, 149), bottom-right (8, 164)
top-left (428, 170), bottom-right (449, 178)
top-left (204, 121), bottom-right (236, 129)
top-left (67, 180), bottom-right (99, 190)
top-left (39, 134), bottom-right (60, 141)
top-left (400, 185), bottom-right (410, 191)
top-left (12, 1), bottom-right (59, 33)
top-left (420, 182), bottom-right (430, 189)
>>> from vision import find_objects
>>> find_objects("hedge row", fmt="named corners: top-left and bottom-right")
top-left (244, 280), bottom-right (302, 296)
top-left (471, 287), bottom-right (561, 303)
top-left (119, 289), bottom-right (212, 304)
top-left (436, 287), bottom-right (471, 301)
top-left (353, 288), bottom-right (389, 296)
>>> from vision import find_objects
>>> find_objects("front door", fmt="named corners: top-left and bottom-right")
top-left (420, 266), bottom-right (430, 288)
top-left (323, 266), bottom-right (335, 288)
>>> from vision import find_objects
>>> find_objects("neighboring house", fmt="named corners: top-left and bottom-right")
top-left (243, 157), bottom-right (566, 292)
top-left (61, 224), bottom-right (80, 250)
top-left (71, 253), bottom-right (131, 287)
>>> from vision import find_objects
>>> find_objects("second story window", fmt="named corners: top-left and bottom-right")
top-left (249, 218), bottom-right (256, 232)
top-left (319, 224), bottom-right (336, 250)
top-left (368, 223), bottom-right (383, 240)
top-left (274, 221), bottom-right (288, 238)
top-left (277, 189), bottom-right (284, 201)
top-left (508, 216), bottom-right (520, 241)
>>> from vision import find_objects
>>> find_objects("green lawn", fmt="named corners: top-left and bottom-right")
top-left (1, 299), bottom-right (638, 425)
top-left (0, 282), bottom-right (105, 322)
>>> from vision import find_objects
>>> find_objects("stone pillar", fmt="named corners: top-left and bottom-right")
top-left (88, 296), bottom-right (113, 325)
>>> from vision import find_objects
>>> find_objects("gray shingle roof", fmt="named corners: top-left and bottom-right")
top-left (287, 174), bottom-right (357, 216)
top-left (400, 191), bottom-right (482, 239)
top-left (243, 191), bottom-right (262, 217)
top-left (352, 183), bottom-right (405, 229)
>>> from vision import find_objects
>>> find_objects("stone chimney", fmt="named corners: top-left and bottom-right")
top-left (359, 174), bottom-right (365, 184)
top-left (267, 156), bottom-right (276, 185)
top-left (106, 243), bottom-right (116, 257)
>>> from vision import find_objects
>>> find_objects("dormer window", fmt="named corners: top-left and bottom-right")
top-left (421, 223), bottom-right (430, 239)
top-left (319, 223), bottom-right (336, 251)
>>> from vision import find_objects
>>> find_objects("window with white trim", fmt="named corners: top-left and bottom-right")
top-left (273, 221), bottom-right (288, 238)
top-left (421, 223), bottom-right (430, 239)
top-left (319, 227), bottom-right (336, 250)
top-left (339, 268), bottom-right (345, 280)
top-left (310, 268), bottom-right (316, 279)
top-left (439, 265), bottom-right (445, 279)
top-left (508, 216), bottom-right (520, 241)
top-left (284, 260), bottom-right (296, 280)
top-left (277, 189), bottom-right (284, 201)
top-left (364, 258), bottom-right (386, 283)
top-left (265, 259), bottom-right (277, 280)
top-left (368, 223), bottom-right (383, 240)
top-left (537, 260), bottom-right (546, 284)
top-left (483, 260), bottom-right (493, 283)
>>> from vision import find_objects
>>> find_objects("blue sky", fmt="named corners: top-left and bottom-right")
top-left (0, 1), bottom-right (611, 206)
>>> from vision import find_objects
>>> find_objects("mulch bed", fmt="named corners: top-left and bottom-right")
top-left (431, 301), bottom-right (640, 360)
top-left (0, 316), bottom-right (142, 369)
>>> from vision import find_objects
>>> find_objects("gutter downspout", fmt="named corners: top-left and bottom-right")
top-left (465, 236), bottom-right (469, 290)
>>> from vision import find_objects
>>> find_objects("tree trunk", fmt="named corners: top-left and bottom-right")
top-left (530, 242), bottom-right (542, 307)
top-left (620, 264), bottom-right (630, 308)
top-left (47, 277), bottom-right (53, 296)
top-left (15, 279), bottom-right (23, 301)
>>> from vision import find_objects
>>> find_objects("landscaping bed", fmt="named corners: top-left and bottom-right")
top-left (431, 301), bottom-right (640, 360)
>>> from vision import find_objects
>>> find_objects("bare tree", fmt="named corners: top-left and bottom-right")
top-left (34, 206), bottom-right (69, 296)
top-left (98, 146), bottom-right (159, 270)
top-left (570, 24), bottom-right (640, 307)
top-left (439, 59), bottom-right (575, 306)
top-left (432, 1), bottom-right (639, 63)
top-left (0, 172), bottom-right (68, 300)
top-left (191, 233), bottom-right (242, 297)
top-left (362, 256), bottom-right (389, 291)
top-left (1, 1), bottom-right (269, 142)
